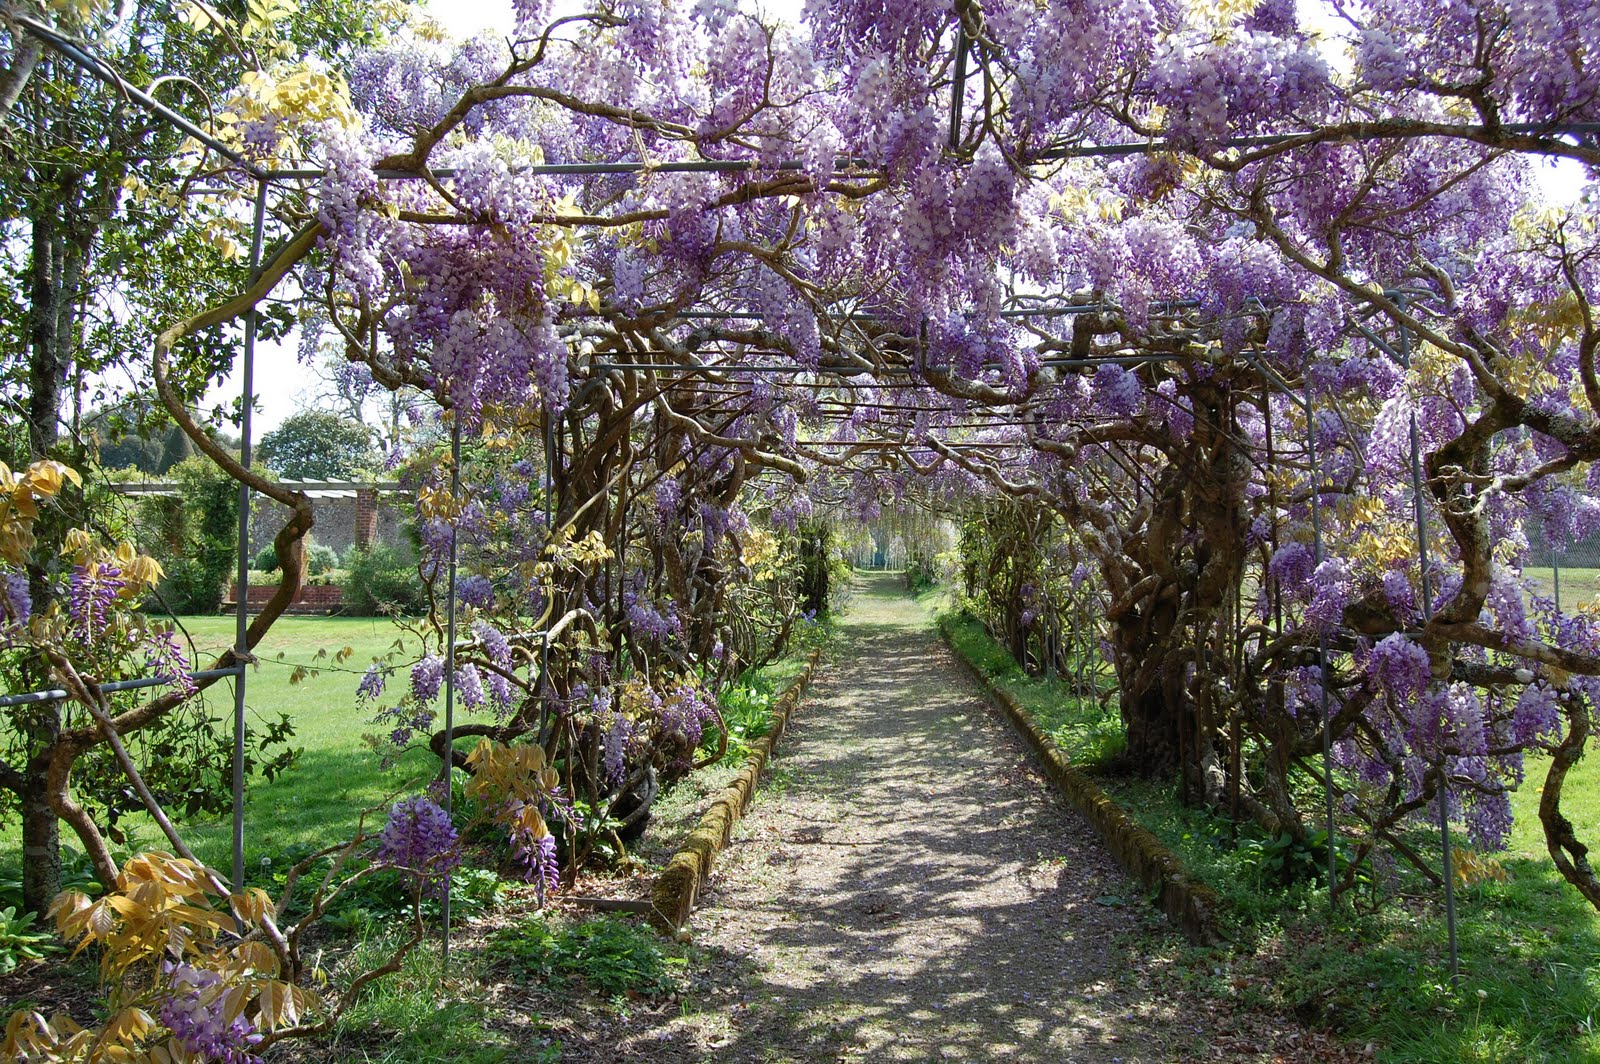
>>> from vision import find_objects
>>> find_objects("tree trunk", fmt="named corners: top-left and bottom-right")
top-left (19, 696), bottom-right (64, 914)
top-left (28, 208), bottom-right (63, 455)
top-left (20, 775), bottom-right (61, 915)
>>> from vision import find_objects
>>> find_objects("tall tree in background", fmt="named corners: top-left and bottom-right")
top-left (259, 409), bottom-right (377, 480)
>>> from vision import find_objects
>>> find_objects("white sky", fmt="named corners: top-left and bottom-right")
top-left (204, 0), bottom-right (1590, 435)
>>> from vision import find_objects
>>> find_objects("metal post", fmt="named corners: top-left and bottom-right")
top-left (947, 27), bottom-right (968, 152)
top-left (440, 416), bottom-right (462, 962)
top-left (536, 408), bottom-right (558, 907)
top-left (1553, 561), bottom-right (1562, 613)
top-left (1396, 298), bottom-right (1458, 985)
top-left (232, 178), bottom-right (267, 892)
top-left (1304, 388), bottom-right (1338, 908)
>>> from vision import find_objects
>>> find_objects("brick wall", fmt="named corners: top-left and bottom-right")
top-left (228, 582), bottom-right (346, 614)
top-left (248, 490), bottom-right (407, 558)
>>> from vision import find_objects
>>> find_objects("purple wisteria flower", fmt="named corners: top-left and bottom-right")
top-left (69, 563), bottom-right (123, 642)
top-left (1368, 633), bottom-right (1431, 704)
top-left (375, 794), bottom-right (461, 892)
top-left (456, 573), bottom-right (495, 609)
top-left (145, 629), bottom-right (197, 696)
top-left (625, 592), bottom-right (681, 642)
top-left (473, 619), bottom-right (511, 666)
top-left (1303, 560), bottom-right (1353, 633)
top-left (157, 963), bottom-right (265, 1064)
top-left (356, 664), bottom-right (386, 702)
top-left (522, 832), bottom-right (559, 898)
top-left (1268, 542), bottom-right (1315, 594)
top-left (1381, 570), bottom-right (1415, 618)
top-left (411, 655), bottom-right (445, 703)
top-left (456, 663), bottom-right (486, 709)
top-left (661, 683), bottom-right (716, 747)
top-left (603, 714), bottom-right (632, 785)
top-left (1512, 683), bottom-right (1561, 745)
top-left (0, 571), bottom-right (29, 628)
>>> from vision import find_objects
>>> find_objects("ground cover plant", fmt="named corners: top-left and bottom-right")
top-left (5, 0), bottom-right (1600, 1058)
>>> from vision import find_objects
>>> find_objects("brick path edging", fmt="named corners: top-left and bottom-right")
top-left (649, 648), bottom-right (823, 931)
top-left (938, 618), bottom-right (1225, 945)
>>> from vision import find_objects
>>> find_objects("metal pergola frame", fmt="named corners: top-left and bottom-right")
top-left (7, 11), bottom-right (1581, 972)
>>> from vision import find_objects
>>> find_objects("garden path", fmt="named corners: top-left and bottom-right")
top-left (642, 571), bottom-right (1280, 1063)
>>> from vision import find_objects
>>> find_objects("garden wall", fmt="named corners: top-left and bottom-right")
top-left (247, 486), bottom-right (408, 556)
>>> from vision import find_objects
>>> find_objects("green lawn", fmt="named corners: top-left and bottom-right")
top-left (3, 612), bottom-right (832, 882)
top-left (2, 615), bottom-right (434, 878)
top-left (1524, 567), bottom-right (1600, 608)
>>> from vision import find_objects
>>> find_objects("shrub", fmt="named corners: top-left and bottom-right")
top-left (306, 540), bottom-right (338, 576)
top-left (254, 543), bottom-right (279, 572)
top-left (137, 455), bottom-right (237, 614)
top-left (340, 543), bottom-right (429, 615)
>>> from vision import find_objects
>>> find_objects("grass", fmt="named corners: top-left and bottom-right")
top-left (5, 609), bottom-right (836, 880)
top-left (1523, 567), bottom-right (1600, 609)
top-left (485, 913), bottom-right (684, 998)
top-left (327, 936), bottom-right (534, 1064)
top-left (939, 602), bottom-right (1600, 1064)
top-left (939, 610), bottom-right (1125, 765)
top-left (2, 614), bottom-right (434, 878)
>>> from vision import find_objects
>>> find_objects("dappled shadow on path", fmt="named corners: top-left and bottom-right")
top-left (668, 573), bottom-right (1195, 1062)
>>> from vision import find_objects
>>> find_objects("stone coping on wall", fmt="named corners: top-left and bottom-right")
top-left (938, 617), bottom-right (1225, 945)
top-left (649, 649), bottom-right (823, 931)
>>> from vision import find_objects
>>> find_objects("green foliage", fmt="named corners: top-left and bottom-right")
top-left (945, 605), bottom-right (1600, 1063)
top-left (485, 915), bottom-right (681, 998)
top-left (259, 844), bottom-right (502, 932)
top-left (340, 543), bottom-right (428, 616)
top-left (1235, 828), bottom-right (1346, 889)
top-left (1244, 859), bottom-right (1600, 1064)
top-left (0, 906), bottom-right (58, 973)
top-left (0, 846), bottom-right (106, 911)
top-left (337, 866), bottom-right (502, 928)
top-left (307, 540), bottom-right (339, 576)
top-left (255, 543), bottom-right (280, 572)
top-left (69, 697), bottom-right (300, 837)
top-left (714, 680), bottom-right (777, 761)
top-left (0, 615), bottom-right (415, 875)
top-left (260, 411), bottom-right (379, 481)
top-left (139, 455), bottom-right (238, 614)
top-left (940, 612), bottom-right (1122, 765)
top-left (90, 407), bottom-right (238, 476)
top-left (904, 553), bottom-right (939, 592)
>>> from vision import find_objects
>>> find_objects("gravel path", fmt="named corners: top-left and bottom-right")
top-left (682, 573), bottom-right (1198, 1062)
top-left (522, 573), bottom-right (1362, 1063)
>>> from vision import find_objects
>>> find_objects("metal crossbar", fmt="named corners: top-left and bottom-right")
top-left (0, 665), bottom-right (247, 709)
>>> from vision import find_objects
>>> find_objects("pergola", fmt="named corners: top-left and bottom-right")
top-left (8, 7), bottom-right (1600, 974)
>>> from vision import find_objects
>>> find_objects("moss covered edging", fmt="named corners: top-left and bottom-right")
top-left (649, 648), bottom-right (823, 930)
top-left (938, 617), bottom-right (1225, 945)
